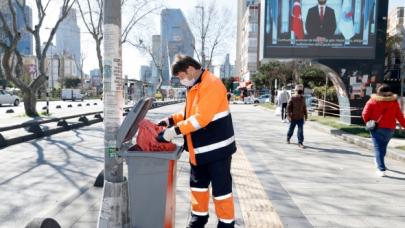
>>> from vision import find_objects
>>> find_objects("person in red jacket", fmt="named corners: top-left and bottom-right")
top-left (362, 84), bottom-right (405, 177)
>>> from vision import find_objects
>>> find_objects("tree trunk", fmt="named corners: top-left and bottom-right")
top-left (23, 89), bottom-right (39, 117)
top-left (96, 39), bottom-right (103, 95)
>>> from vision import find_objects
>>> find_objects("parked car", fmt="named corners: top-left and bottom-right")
top-left (0, 89), bottom-right (21, 106)
top-left (254, 94), bottom-right (271, 104)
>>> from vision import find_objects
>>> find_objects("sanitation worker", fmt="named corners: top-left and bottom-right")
top-left (156, 55), bottom-right (236, 228)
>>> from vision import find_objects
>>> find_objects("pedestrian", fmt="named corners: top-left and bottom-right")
top-left (287, 84), bottom-right (308, 148)
top-left (362, 84), bottom-right (405, 177)
top-left (156, 55), bottom-right (237, 228)
top-left (277, 86), bottom-right (290, 122)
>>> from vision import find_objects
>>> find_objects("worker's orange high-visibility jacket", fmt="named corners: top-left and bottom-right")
top-left (170, 70), bottom-right (236, 165)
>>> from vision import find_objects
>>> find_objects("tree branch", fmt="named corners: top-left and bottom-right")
top-left (121, 1), bottom-right (162, 44)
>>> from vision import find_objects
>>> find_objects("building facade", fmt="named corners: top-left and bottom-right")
top-left (388, 7), bottom-right (405, 37)
top-left (387, 7), bottom-right (405, 78)
top-left (236, 0), bottom-right (258, 78)
top-left (41, 42), bottom-right (60, 89)
top-left (160, 9), bottom-right (194, 87)
top-left (139, 65), bottom-right (151, 83)
top-left (56, 8), bottom-right (81, 68)
top-left (240, 4), bottom-right (259, 82)
top-left (90, 69), bottom-right (102, 88)
top-left (150, 35), bottom-right (162, 92)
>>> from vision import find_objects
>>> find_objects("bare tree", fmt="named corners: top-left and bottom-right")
top-left (76, 0), bottom-right (163, 82)
top-left (0, 0), bottom-right (76, 117)
top-left (76, 52), bottom-right (86, 89)
top-left (128, 37), bottom-right (165, 100)
top-left (190, 1), bottom-right (234, 68)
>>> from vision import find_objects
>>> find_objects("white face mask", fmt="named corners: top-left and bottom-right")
top-left (180, 78), bottom-right (196, 87)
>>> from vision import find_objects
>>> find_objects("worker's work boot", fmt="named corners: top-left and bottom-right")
top-left (218, 220), bottom-right (235, 228)
top-left (186, 214), bottom-right (209, 228)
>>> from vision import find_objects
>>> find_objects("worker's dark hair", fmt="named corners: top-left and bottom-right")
top-left (171, 55), bottom-right (202, 76)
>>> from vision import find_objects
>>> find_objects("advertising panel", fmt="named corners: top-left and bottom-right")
top-left (261, 0), bottom-right (378, 59)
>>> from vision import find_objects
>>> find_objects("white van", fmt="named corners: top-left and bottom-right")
top-left (61, 89), bottom-right (84, 101)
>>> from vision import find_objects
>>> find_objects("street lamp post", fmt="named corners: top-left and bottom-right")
top-left (195, 5), bottom-right (205, 66)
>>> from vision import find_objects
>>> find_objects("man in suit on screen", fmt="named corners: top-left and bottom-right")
top-left (305, 0), bottom-right (337, 41)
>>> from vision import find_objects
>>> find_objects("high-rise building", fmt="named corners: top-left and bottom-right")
top-left (56, 8), bottom-right (81, 70)
top-left (0, 3), bottom-right (33, 55)
top-left (139, 65), bottom-right (151, 82)
top-left (240, 4), bottom-right (259, 82)
top-left (160, 9), bottom-right (194, 87)
top-left (236, 0), bottom-right (258, 78)
top-left (220, 54), bottom-right (235, 79)
top-left (150, 35), bottom-right (162, 92)
top-left (90, 69), bottom-right (102, 88)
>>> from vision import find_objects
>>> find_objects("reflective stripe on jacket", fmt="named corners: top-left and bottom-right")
top-left (170, 70), bottom-right (236, 165)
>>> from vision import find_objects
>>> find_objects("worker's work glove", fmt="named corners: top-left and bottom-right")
top-left (156, 127), bottom-right (178, 143)
top-left (157, 118), bottom-right (170, 127)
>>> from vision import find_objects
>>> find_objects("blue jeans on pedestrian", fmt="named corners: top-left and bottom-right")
top-left (287, 119), bottom-right (304, 144)
top-left (370, 128), bottom-right (394, 171)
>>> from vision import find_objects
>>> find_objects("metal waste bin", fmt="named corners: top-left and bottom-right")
top-left (116, 97), bottom-right (182, 228)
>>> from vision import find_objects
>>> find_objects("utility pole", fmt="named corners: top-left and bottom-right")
top-left (98, 0), bottom-right (129, 227)
top-left (196, 6), bottom-right (205, 67)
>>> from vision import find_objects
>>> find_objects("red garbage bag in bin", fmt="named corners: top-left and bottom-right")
top-left (135, 119), bottom-right (176, 152)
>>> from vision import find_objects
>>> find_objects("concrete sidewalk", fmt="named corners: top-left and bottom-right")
top-left (2, 103), bottom-right (405, 227)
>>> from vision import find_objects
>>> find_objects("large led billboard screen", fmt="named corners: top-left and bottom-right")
top-left (260, 0), bottom-right (378, 59)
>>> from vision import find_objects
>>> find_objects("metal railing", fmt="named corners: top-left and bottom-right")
top-left (0, 100), bottom-right (184, 149)
top-left (308, 97), bottom-right (363, 119)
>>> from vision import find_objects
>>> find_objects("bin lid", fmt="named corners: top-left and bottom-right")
top-left (116, 97), bottom-right (153, 149)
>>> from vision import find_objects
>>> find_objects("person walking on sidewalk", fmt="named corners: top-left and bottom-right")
top-left (362, 84), bottom-right (405, 177)
top-left (287, 84), bottom-right (308, 148)
top-left (156, 55), bottom-right (237, 228)
top-left (277, 86), bottom-right (290, 122)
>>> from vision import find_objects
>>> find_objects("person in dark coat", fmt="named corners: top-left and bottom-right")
top-left (287, 85), bottom-right (308, 148)
top-left (305, 0), bottom-right (337, 40)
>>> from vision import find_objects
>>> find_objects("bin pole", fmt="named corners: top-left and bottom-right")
top-left (97, 0), bottom-right (129, 227)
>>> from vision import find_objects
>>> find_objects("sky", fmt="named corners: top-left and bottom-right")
top-left (26, 0), bottom-right (236, 79)
top-left (26, 0), bottom-right (404, 79)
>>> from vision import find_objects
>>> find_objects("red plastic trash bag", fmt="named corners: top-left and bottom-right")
top-left (135, 119), bottom-right (176, 152)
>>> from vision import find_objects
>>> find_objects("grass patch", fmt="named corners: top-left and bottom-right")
top-left (260, 104), bottom-right (405, 139)
top-left (309, 115), bottom-right (405, 139)
top-left (309, 115), bottom-right (370, 137)
top-left (40, 111), bottom-right (51, 116)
